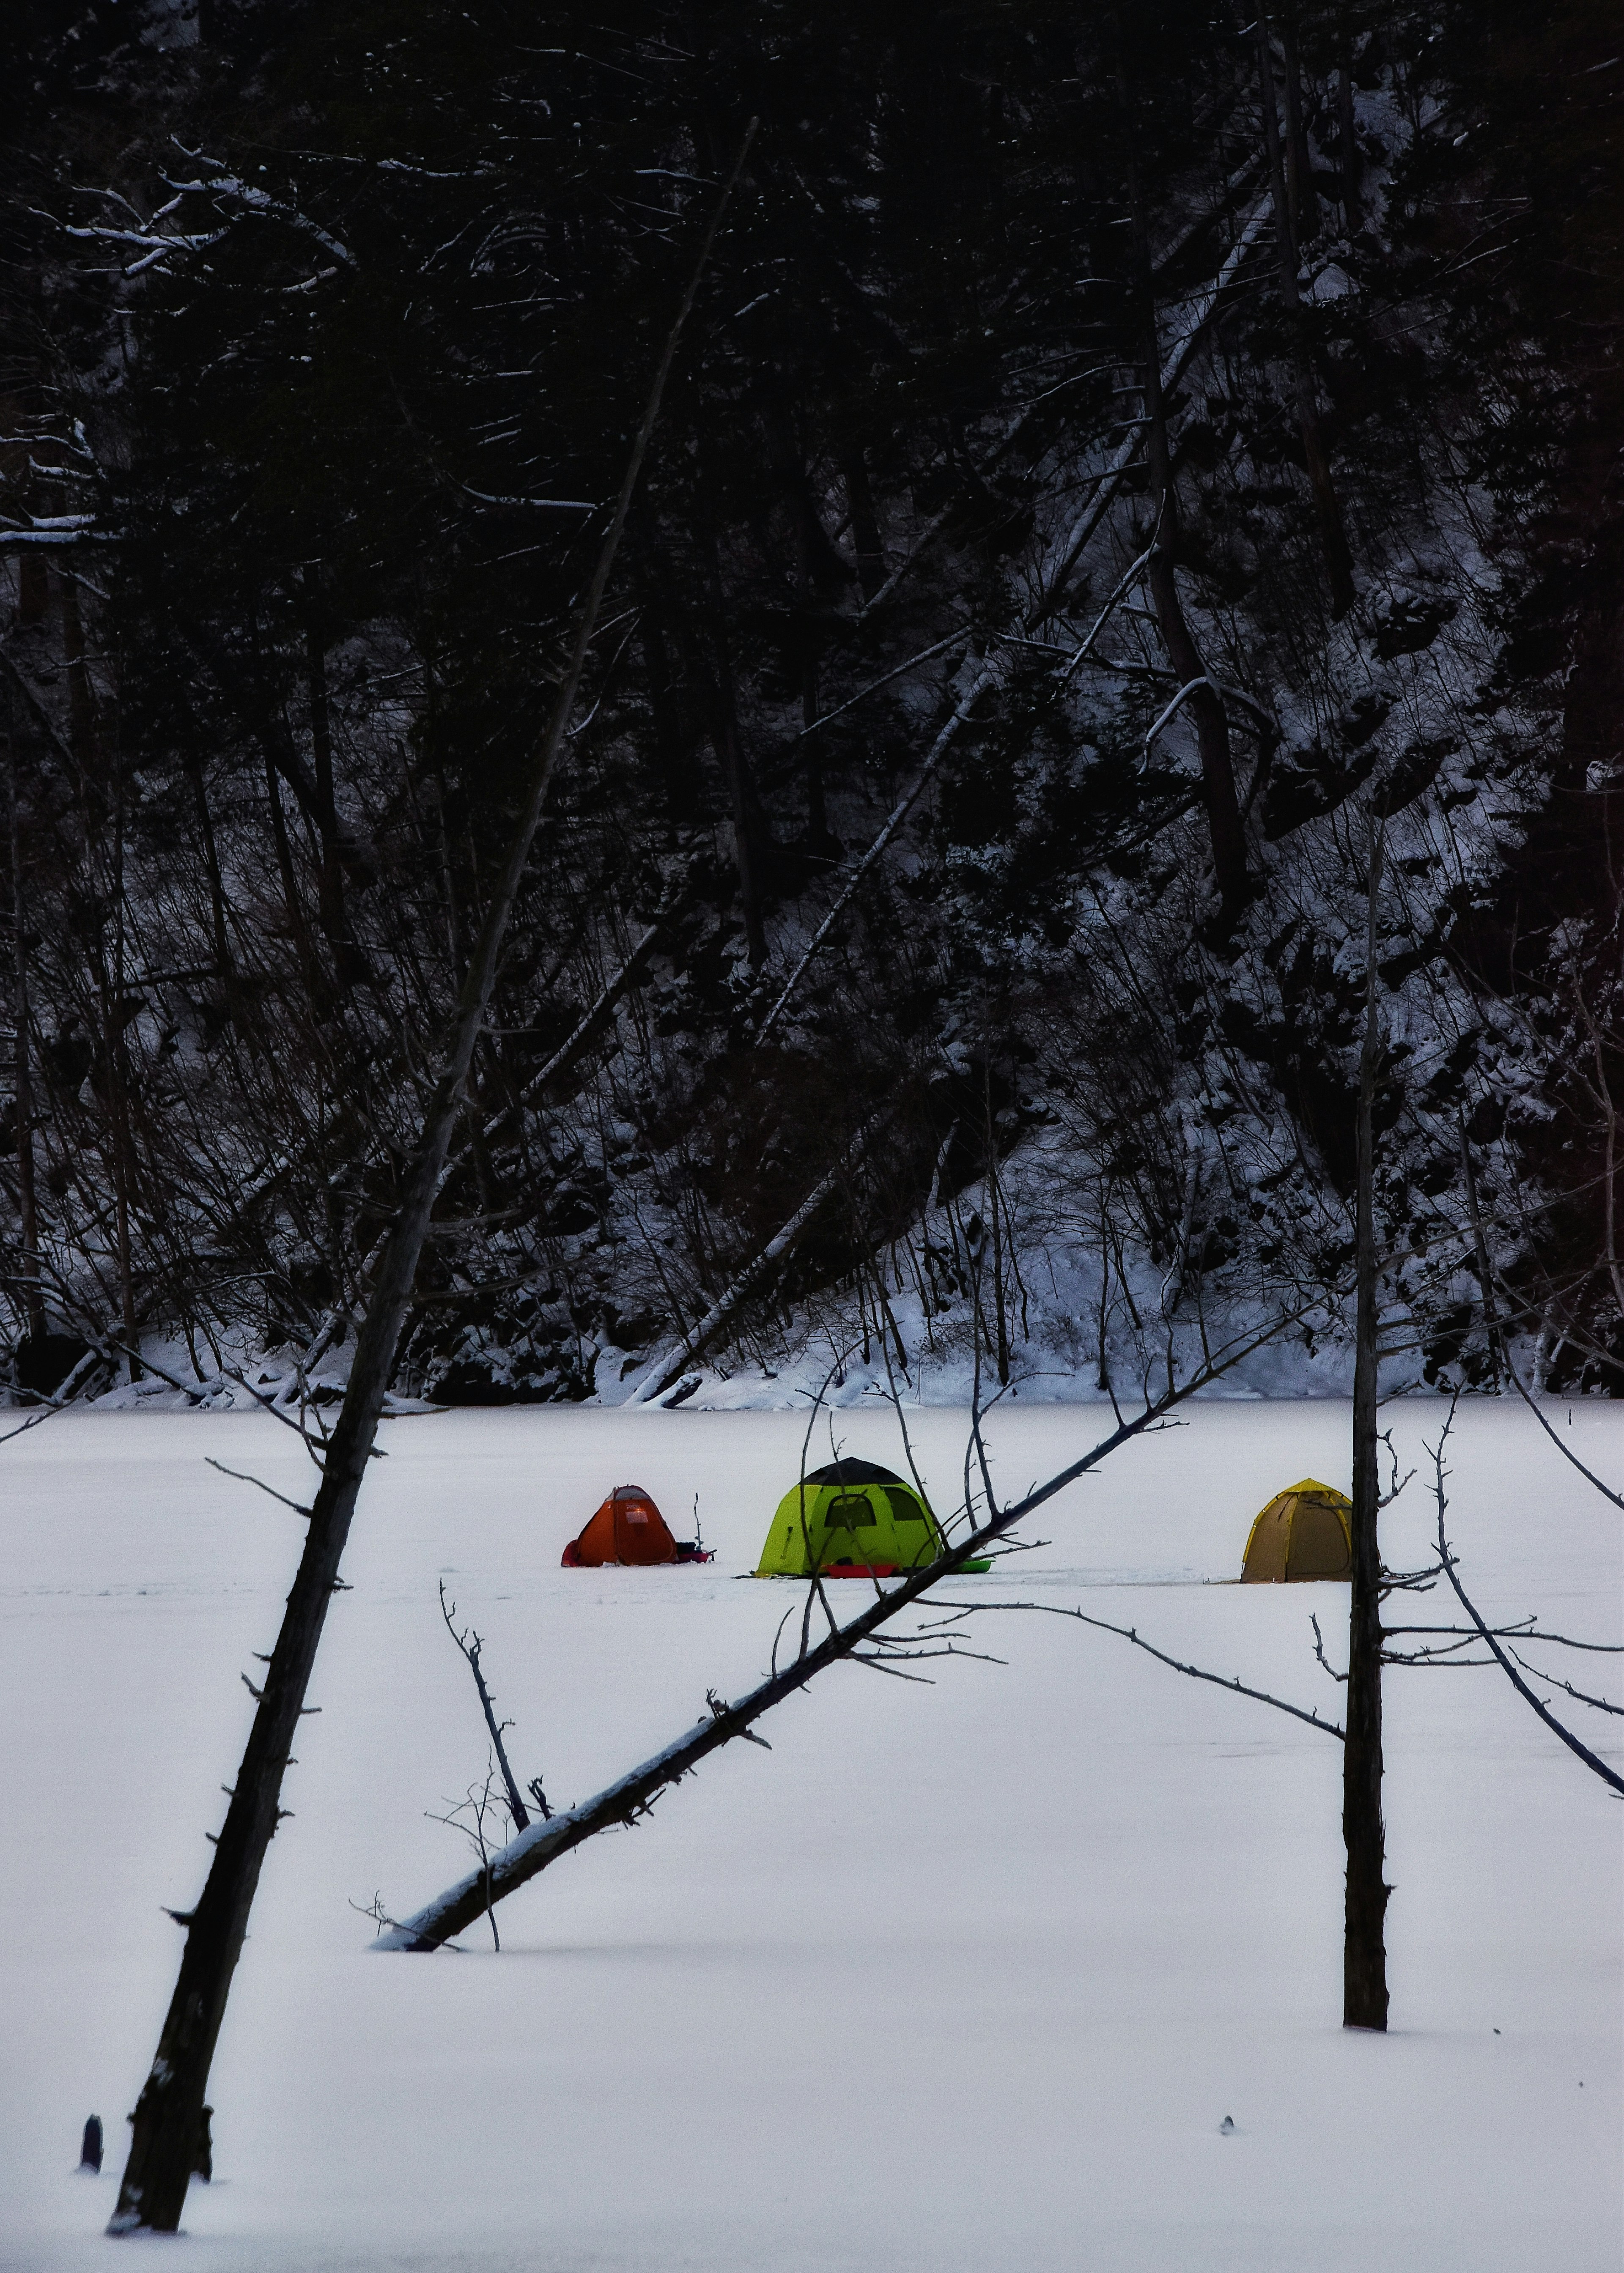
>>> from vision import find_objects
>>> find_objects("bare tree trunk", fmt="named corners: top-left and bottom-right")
top-left (7, 722), bottom-right (44, 1339)
top-left (798, 531), bottom-right (829, 847)
top-left (183, 751), bottom-right (233, 981)
top-left (301, 583), bottom-right (350, 972)
top-left (1281, 4), bottom-right (1319, 243)
top-left (262, 747), bottom-right (327, 1021)
top-left (637, 589), bottom-right (697, 820)
top-left (1256, 11), bottom-right (1357, 619)
top-left (105, 761), bottom-right (141, 1380)
top-left (18, 548), bottom-right (47, 627)
top-left (1123, 152), bottom-right (1250, 918)
top-left (109, 129), bottom-right (755, 2235)
top-left (1337, 9), bottom-right (1363, 226)
top-left (841, 447), bottom-right (886, 602)
top-left (700, 528), bottom-right (770, 968)
top-left (59, 568), bottom-right (97, 765)
top-left (627, 1128), bottom-right (868, 1404)
top-left (985, 1073), bottom-right (1011, 1387)
top-left (1344, 825), bottom-right (1389, 2031)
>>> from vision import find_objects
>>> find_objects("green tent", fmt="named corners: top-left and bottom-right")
top-left (756, 1458), bottom-right (987, 1577)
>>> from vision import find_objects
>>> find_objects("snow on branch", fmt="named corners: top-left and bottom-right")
top-left (64, 154), bottom-right (358, 284)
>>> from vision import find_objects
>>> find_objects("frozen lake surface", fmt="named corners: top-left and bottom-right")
top-left (2, 1398), bottom-right (1620, 2271)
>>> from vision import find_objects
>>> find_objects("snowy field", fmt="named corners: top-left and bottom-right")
top-left (2, 1398), bottom-right (1619, 2273)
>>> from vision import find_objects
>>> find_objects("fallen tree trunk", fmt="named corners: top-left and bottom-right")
top-left (625, 1120), bottom-right (875, 1402)
top-left (376, 1315), bottom-right (1293, 1951)
top-left (754, 193), bottom-right (1274, 1039)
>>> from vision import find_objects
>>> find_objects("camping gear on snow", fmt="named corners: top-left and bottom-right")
top-left (1240, 1478), bottom-right (1353, 1581)
top-left (561, 1486), bottom-right (713, 1567)
top-left (755, 1458), bottom-right (988, 1577)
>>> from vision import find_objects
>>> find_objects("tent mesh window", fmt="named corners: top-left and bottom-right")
top-left (827, 1493), bottom-right (877, 1528)
top-left (885, 1489), bottom-right (927, 1525)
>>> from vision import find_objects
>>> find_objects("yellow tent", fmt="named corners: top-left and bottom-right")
top-left (1241, 1478), bottom-right (1352, 1582)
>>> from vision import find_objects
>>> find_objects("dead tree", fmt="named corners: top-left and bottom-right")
top-left (1121, 105), bottom-right (1250, 918)
top-left (1344, 825), bottom-right (1388, 2030)
top-left (1424, 1412), bottom-right (1624, 1797)
top-left (1255, 10), bottom-right (1357, 618)
top-left (439, 1583), bottom-right (530, 1834)
top-left (108, 134), bottom-right (757, 2238)
top-left (5, 718), bottom-right (44, 1340)
top-left (373, 1308), bottom-right (1298, 1953)
top-left (1336, 8), bottom-right (1363, 226)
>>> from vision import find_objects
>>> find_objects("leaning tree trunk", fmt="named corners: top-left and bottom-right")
top-left (1256, 11), bottom-right (1357, 619)
top-left (1336, 8), bottom-right (1362, 227)
top-left (109, 132), bottom-right (756, 2236)
top-left (1122, 138), bottom-right (1250, 919)
top-left (1343, 825), bottom-right (1389, 2031)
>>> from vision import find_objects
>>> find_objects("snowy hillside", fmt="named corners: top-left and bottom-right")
top-left (3, 4), bottom-right (1622, 1413)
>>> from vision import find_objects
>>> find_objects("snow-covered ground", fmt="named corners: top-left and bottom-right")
top-left (2, 1398), bottom-right (1619, 2272)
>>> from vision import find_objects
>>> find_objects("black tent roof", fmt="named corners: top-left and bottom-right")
top-left (802, 1459), bottom-right (907, 1487)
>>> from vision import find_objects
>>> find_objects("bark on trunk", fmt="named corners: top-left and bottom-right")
top-left (59, 567), bottom-right (97, 765)
top-left (184, 751), bottom-right (234, 980)
top-left (700, 529), bottom-right (770, 968)
top-left (302, 594), bottom-right (351, 972)
top-left (19, 549), bottom-right (47, 626)
top-left (1281, 6), bottom-right (1320, 243)
top-left (841, 447), bottom-right (886, 602)
top-left (1337, 11), bottom-right (1363, 225)
top-left (263, 748), bottom-right (325, 1015)
top-left (1124, 159), bottom-right (1249, 918)
top-left (105, 765), bottom-right (141, 1380)
top-left (1256, 12), bottom-right (1357, 619)
top-left (7, 728), bottom-right (44, 1338)
top-left (797, 507), bottom-right (829, 844)
top-left (1344, 827), bottom-right (1389, 2031)
top-left (637, 593), bottom-right (697, 820)
top-left (108, 130), bottom-right (755, 2235)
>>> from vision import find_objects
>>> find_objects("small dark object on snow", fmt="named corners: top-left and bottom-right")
top-left (193, 2106), bottom-right (213, 2183)
top-left (80, 2116), bottom-right (104, 2172)
top-left (16, 1331), bottom-right (91, 1398)
top-left (1218, 2116), bottom-right (1236, 2136)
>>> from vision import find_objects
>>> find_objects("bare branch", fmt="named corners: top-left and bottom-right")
top-left (374, 1310), bottom-right (1321, 1953)
top-left (203, 1459), bottom-right (313, 1519)
top-left (941, 1599), bottom-right (1345, 1737)
top-left (1428, 1411), bottom-right (1624, 1796)
top-left (439, 1582), bottom-right (530, 1833)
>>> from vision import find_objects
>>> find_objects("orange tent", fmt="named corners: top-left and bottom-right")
top-left (562, 1484), bottom-right (678, 1567)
